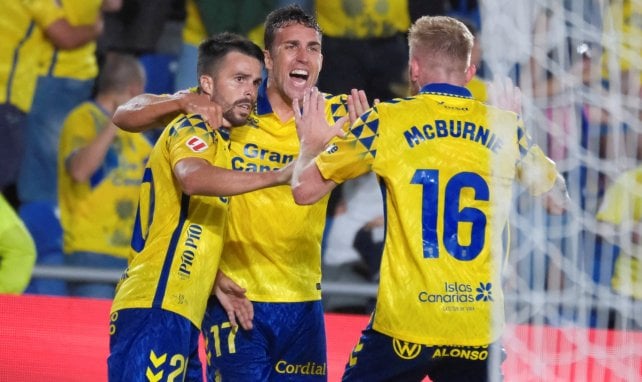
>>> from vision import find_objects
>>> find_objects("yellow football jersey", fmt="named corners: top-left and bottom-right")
top-left (316, 83), bottom-right (558, 346)
top-left (111, 114), bottom-right (231, 327)
top-left (596, 166), bottom-right (642, 300)
top-left (219, 84), bottom-right (348, 302)
top-left (58, 102), bottom-right (152, 258)
top-left (38, 0), bottom-right (101, 79)
top-left (0, 1), bottom-right (64, 111)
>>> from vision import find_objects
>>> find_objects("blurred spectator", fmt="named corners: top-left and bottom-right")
top-left (322, 173), bottom-right (383, 313)
top-left (596, 165), bottom-right (642, 329)
top-left (353, 215), bottom-right (384, 282)
top-left (462, 18), bottom-right (487, 102)
top-left (0, 1), bottom-right (103, 209)
top-left (315, 0), bottom-right (410, 101)
top-left (599, 0), bottom-right (641, 163)
top-left (174, 0), bottom-right (275, 90)
top-left (173, 0), bottom-right (206, 90)
top-left (98, 0), bottom-right (185, 95)
top-left (58, 53), bottom-right (150, 298)
top-left (315, 0), bottom-right (411, 232)
top-left (0, 195), bottom-right (36, 294)
top-left (17, 0), bottom-right (121, 207)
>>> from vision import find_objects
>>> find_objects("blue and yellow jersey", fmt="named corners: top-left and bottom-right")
top-left (316, 83), bottom-right (558, 346)
top-left (601, 0), bottom-right (642, 84)
top-left (58, 102), bottom-right (152, 258)
top-left (316, 0), bottom-right (410, 38)
top-left (219, 81), bottom-right (348, 302)
top-left (596, 166), bottom-right (642, 300)
top-left (38, 0), bottom-right (101, 80)
top-left (111, 114), bottom-right (231, 327)
top-left (0, 1), bottom-right (64, 111)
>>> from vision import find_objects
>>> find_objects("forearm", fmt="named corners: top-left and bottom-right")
top-left (175, 159), bottom-right (290, 197)
top-left (67, 125), bottom-right (117, 182)
top-left (113, 94), bottom-right (181, 132)
top-left (291, 153), bottom-right (336, 205)
top-left (45, 19), bottom-right (101, 49)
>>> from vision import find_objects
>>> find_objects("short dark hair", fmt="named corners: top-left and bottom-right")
top-left (197, 32), bottom-right (264, 78)
top-left (263, 4), bottom-right (322, 52)
top-left (96, 52), bottom-right (145, 93)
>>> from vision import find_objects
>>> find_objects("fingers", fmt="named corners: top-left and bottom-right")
top-left (333, 115), bottom-right (349, 137)
top-left (347, 89), bottom-right (370, 124)
top-left (292, 98), bottom-right (302, 121)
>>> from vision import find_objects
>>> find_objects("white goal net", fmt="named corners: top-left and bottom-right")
top-left (480, 0), bottom-right (641, 380)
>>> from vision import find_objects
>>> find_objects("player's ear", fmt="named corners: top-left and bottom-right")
top-left (199, 75), bottom-right (214, 96)
top-left (264, 49), bottom-right (273, 72)
top-left (409, 57), bottom-right (420, 83)
top-left (465, 64), bottom-right (477, 83)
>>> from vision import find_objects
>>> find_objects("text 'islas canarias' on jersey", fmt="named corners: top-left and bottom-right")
top-left (418, 281), bottom-right (494, 308)
top-left (403, 119), bottom-right (504, 153)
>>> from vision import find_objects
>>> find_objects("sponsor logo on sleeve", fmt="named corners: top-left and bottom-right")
top-left (186, 136), bottom-right (208, 152)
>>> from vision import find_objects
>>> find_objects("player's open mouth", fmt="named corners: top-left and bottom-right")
top-left (236, 103), bottom-right (252, 112)
top-left (289, 69), bottom-right (309, 84)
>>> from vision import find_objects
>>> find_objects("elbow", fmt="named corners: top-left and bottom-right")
top-left (291, 184), bottom-right (318, 205)
top-left (177, 176), bottom-right (200, 196)
top-left (112, 106), bottom-right (141, 132)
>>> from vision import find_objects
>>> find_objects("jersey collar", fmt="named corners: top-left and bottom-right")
top-left (419, 83), bottom-right (473, 99)
top-left (256, 78), bottom-right (273, 116)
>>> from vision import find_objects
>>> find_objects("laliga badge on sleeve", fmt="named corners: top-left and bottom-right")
top-left (186, 136), bottom-right (208, 152)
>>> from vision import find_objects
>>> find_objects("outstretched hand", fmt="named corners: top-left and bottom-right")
top-left (212, 271), bottom-right (253, 330)
top-left (487, 77), bottom-right (523, 114)
top-left (347, 88), bottom-right (376, 125)
top-left (293, 87), bottom-right (347, 156)
top-left (176, 90), bottom-right (226, 129)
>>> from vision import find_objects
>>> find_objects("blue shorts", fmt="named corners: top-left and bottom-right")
top-left (108, 308), bottom-right (203, 382)
top-left (201, 297), bottom-right (327, 381)
top-left (342, 320), bottom-right (506, 382)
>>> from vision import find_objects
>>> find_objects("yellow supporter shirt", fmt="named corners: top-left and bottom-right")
top-left (182, 0), bottom-right (207, 46)
top-left (601, 0), bottom-right (642, 85)
top-left (0, 0), bottom-right (64, 111)
top-left (111, 114), bottom-right (230, 327)
top-left (219, 82), bottom-right (348, 302)
top-left (316, 0), bottom-right (410, 38)
top-left (316, 83), bottom-right (558, 346)
top-left (596, 166), bottom-right (642, 300)
top-left (58, 102), bottom-right (152, 258)
top-left (38, 0), bottom-right (102, 80)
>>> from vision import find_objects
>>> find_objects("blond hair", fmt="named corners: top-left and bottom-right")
top-left (408, 16), bottom-right (474, 72)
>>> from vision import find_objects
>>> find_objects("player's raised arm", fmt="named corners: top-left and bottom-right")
top-left (291, 87), bottom-right (345, 205)
top-left (112, 91), bottom-right (224, 133)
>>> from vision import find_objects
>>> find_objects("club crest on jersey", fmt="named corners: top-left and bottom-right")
top-left (186, 136), bottom-right (208, 152)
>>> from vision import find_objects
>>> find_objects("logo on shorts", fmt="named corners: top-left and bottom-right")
top-left (393, 339), bottom-right (422, 360)
top-left (186, 136), bottom-right (208, 152)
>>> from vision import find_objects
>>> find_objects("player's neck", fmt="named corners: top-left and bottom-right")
top-left (266, 80), bottom-right (295, 123)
